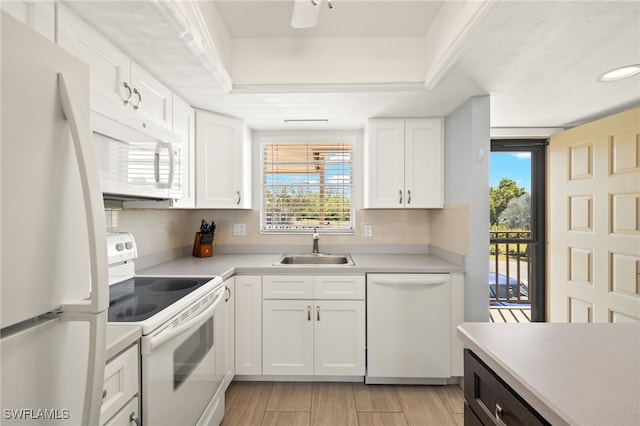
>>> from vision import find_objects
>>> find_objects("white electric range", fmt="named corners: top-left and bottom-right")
top-left (107, 232), bottom-right (226, 426)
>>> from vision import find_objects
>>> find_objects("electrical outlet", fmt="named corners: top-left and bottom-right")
top-left (233, 223), bottom-right (246, 236)
top-left (364, 224), bottom-right (373, 237)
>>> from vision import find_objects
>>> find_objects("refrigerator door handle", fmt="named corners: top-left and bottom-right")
top-left (60, 311), bottom-right (107, 426)
top-left (58, 73), bottom-right (108, 313)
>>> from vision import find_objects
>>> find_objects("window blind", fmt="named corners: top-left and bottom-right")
top-left (261, 142), bottom-right (354, 233)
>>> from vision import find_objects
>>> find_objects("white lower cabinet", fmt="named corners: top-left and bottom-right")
top-left (262, 275), bottom-right (365, 377)
top-left (100, 343), bottom-right (140, 426)
top-left (103, 397), bottom-right (139, 426)
top-left (222, 277), bottom-right (235, 389)
top-left (234, 275), bottom-right (262, 375)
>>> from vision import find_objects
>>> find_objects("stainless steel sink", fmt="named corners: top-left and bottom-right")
top-left (275, 253), bottom-right (355, 266)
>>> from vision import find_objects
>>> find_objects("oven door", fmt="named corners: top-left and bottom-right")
top-left (140, 285), bottom-right (225, 426)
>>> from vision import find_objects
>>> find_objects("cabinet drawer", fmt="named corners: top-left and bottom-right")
top-left (314, 275), bottom-right (365, 300)
top-left (103, 396), bottom-right (139, 426)
top-left (263, 275), bottom-right (313, 299)
top-left (464, 349), bottom-right (548, 426)
top-left (101, 344), bottom-right (139, 424)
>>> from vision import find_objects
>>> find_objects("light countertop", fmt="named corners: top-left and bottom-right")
top-left (106, 324), bottom-right (142, 360)
top-left (457, 322), bottom-right (640, 426)
top-left (137, 252), bottom-right (464, 279)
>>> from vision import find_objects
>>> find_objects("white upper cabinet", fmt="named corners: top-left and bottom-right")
top-left (168, 95), bottom-right (195, 207)
top-left (56, 4), bottom-right (172, 136)
top-left (195, 110), bottom-right (252, 209)
top-left (1, 1), bottom-right (55, 41)
top-left (364, 118), bottom-right (444, 208)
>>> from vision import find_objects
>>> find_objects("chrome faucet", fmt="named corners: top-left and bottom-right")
top-left (312, 227), bottom-right (320, 253)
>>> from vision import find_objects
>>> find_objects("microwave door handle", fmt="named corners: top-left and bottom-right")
top-left (154, 144), bottom-right (160, 185)
top-left (154, 142), bottom-right (173, 189)
top-left (57, 73), bottom-right (108, 314)
top-left (141, 286), bottom-right (225, 355)
top-left (168, 143), bottom-right (175, 188)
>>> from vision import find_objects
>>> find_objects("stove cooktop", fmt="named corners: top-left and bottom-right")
top-left (108, 276), bottom-right (214, 322)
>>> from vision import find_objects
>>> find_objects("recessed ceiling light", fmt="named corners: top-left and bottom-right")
top-left (596, 64), bottom-right (640, 82)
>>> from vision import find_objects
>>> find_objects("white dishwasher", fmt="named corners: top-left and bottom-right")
top-left (366, 273), bottom-right (451, 384)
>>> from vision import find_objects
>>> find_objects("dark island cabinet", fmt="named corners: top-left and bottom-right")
top-left (464, 349), bottom-right (550, 426)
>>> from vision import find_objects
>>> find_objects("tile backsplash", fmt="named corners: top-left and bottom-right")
top-left (105, 203), bottom-right (468, 259)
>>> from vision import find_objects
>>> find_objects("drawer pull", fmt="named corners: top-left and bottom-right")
top-left (495, 403), bottom-right (508, 426)
top-left (102, 389), bottom-right (107, 401)
top-left (316, 306), bottom-right (320, 321)
top-left (129, 412), bottom-right (141, 426)
top-left (307, 305), bottom-right (311, 321)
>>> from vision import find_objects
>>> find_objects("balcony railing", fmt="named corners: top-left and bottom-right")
top-left (489, 230), bottom-right (531, 304)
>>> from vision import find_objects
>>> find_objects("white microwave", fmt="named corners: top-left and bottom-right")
top-left (91, 111), bottom-right (183, 200)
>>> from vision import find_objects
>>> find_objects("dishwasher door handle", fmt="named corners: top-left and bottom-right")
top-left (370, 277), bottom-right (447, 286)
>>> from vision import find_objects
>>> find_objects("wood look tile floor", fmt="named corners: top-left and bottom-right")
top-left (221, 382), bottom-right (464, 426)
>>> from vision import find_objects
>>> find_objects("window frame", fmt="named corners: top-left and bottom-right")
top-left (259, 134), bottom-right (357, 235)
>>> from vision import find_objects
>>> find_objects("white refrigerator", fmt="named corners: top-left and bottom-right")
top-left (1, 12), bottom-right (108, 425)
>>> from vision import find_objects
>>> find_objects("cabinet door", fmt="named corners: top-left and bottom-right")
top-left (56, 4), bottom-right (131, 119)
top-left (130, 61), bottom-right (173, 131)
top-left (404, 119), bottom-right (443, 208)
top-left (235, 276), bottom-right (262, 375)
top-left (263, 300), bottom-right (314, 375)
top-left (101, 344), bottom-right (139, 424)
top-left (364, 119), bottom-right (405, 208)
top-left (2, 0), bottom-right (55, 41)
top-left (314, 301), bottom-right (365, 376)
top-left (195, 110), bottom-right (251, 208)
top-left (170, 95), bottom-right (195, 207)
top-left (223, 277), bottom-right (235, 388)
top-left (102, 396), bottom-right (139, 426)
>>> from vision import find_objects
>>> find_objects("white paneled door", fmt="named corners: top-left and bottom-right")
top-left (549, 107), bottom-right (640, 322)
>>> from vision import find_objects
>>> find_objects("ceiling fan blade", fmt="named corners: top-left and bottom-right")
top-left (291, 0), bottom-right (321, 29)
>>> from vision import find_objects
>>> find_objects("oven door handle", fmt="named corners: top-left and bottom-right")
top-left (141, 286), bottom-right (225, 355)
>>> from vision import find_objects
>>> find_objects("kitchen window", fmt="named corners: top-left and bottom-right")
top-left (261, 140), bottom-right (354, 233)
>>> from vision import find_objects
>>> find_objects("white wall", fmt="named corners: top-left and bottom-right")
top-left (444, 96), bottom-right (490, 322)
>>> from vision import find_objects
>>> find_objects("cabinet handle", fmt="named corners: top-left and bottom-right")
top-left (316, 306), bottom-right (320, 321)
top-left (224, 286), bottom-right (231, 302)
top-left (132, 87), bottom-right (142, 111)
top-left (399, 190), bottom-right (403, 204)
top-left (122, 82), bottom-right (132, 105)
top-left (495, 404), bottom-right (508, 426)
top-left (129, 412), bottom-right (141, 426)
top-left (307, 305), bottom-right (311, 321)
top-left (407, 189), bottom-right (412, 204)
top-left (236, 190), bottom-right (241, 205)
top-left (102, 389), bottom-right (107, 401)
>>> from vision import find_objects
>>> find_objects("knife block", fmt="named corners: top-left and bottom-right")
top-left (192, 232), bottom-right (213, 258)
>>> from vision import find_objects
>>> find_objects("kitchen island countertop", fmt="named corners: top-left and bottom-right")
top-left (457, 322), bottom-right (640, 426)
top-left (137, 252), bottom-right (464, 279)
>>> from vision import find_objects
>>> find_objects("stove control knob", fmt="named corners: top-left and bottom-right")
top-left (125, 242), bottom-right (133, 250)
top-left (115, 243), bottom-right (125, 252)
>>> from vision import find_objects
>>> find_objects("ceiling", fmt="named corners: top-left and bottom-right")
top-left (65, 0), bottom-right (640, 131)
